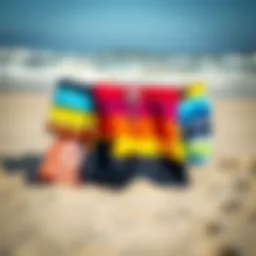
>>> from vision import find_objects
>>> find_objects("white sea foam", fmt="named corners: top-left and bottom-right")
top-left (0, 47), bottom-right (256, 97)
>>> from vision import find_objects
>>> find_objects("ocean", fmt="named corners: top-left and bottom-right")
top-left (1, 47), bottom-right (256, 97)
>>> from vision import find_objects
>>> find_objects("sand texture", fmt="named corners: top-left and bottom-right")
top-left (0, 93), bottom-right (256, 256)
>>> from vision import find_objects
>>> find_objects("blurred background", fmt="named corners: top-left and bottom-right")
top-left (0, 0), bottom-right (256, 155)
top-left (1, 0), bottom-right (256, 96)
top-left (1, 1), bottom-right (256, 255)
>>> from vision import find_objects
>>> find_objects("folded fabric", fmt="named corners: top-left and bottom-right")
top-left (48, 107), bottom-right (97, 131)
top-left (54, 87), bottom-right (94, 112)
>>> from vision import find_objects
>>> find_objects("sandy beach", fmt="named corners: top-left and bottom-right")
top-left (1, 92), bottom-right (256, 255)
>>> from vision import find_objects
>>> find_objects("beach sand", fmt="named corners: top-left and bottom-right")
top-left (0, 92), bottom-right (256, 256)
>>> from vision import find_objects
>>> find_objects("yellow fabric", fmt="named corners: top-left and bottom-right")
top-left (186, 82), bottom-right (206, 98)
top-left (111, 136), bottom-right (135, 158)
top-left (163, 140), bottom-right (186, 162)
top-left (170, 142), bottom-right (186, 162)
top-left (134, 137), bottom-right (160, 158)
top-left (49, 107), bottom-right (97, 131)
top-left (112, 135), bottom-right (186, 161)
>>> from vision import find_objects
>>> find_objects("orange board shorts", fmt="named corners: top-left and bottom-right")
top-left (39, 139), bottom-right (85, 185)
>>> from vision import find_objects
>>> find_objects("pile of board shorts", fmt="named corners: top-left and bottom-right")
top-left (39, 80), bottom-right (212, 186)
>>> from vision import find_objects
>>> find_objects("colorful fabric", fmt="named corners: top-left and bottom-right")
top-left (47, 80), bottom-right (97, 140)
top-left (179, 82), bottom-right (212, 164)
top-left (42, 80), bottom-right (212, 182)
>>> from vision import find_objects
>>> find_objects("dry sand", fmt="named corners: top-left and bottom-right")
top-left (0, 92), bottom-right (256, 256)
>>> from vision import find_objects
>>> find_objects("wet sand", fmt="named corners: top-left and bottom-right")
top-left (0, 92), bottom-right (256, 256)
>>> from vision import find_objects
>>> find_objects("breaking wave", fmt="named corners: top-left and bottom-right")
top-left (1, 46), bottom-right (256, 97)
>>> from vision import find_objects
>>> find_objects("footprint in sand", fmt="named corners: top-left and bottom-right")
top-left (205, 221), bottom-right (223, 237)
top-left (217, 245), bottom-right (241, 256)
top-left (220, 198), bottom-right (242, 215)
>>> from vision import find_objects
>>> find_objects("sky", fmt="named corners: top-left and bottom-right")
top-left (0, 0), bottom-right (256, 53)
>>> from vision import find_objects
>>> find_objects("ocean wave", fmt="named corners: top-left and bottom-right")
top-left (1, 47), bottom-right (256, 96)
